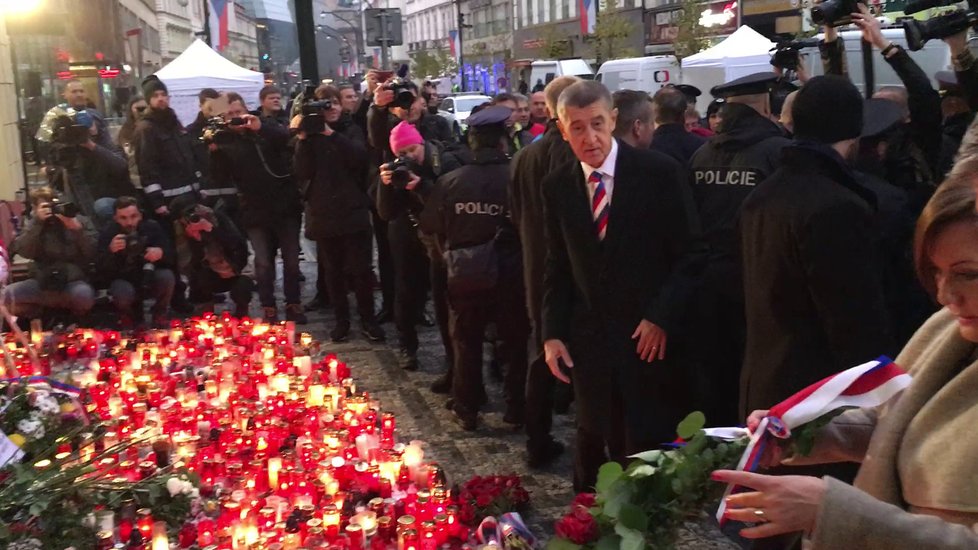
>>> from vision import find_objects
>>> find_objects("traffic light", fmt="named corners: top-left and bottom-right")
top-left (262, 53), bottom-right (270, 60)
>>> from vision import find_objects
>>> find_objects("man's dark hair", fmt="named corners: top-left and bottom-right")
top-left (198, 88), bottom-right (220, 106)
top-left (259, 85), bottom-right (282, 101)
top-left (337, 83), bottom-right (356, 93)
top-left (652, 88), bottom-right (688, 125)
top-left (612, 90), bottom-right (653, 137)
top-left (113, 196), bottom-right (140, 212)
top-left (315, 84), bottom-right (341, 102)
top-left (493, 92), bottom-right (517, 105)
top-left (225, 91), bottom-right (246, 108)
top-left (30, 186), bottom-right (55, 206)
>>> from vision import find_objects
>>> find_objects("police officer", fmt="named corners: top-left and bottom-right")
top-left (686, 72), bottom-right (791, 426)
top-left (418, 106), bottom-right (529, 431)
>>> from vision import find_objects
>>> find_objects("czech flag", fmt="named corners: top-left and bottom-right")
top-left (579, 0), bottom-right (596, 35)
top-left (209, 0), bottom-right (230, 52)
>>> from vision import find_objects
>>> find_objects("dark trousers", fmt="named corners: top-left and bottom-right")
top-left (389, 218), bottom-right (428, 352)
top-left (424, 239), bottom-right (454, 372)
top-left (108, 269), bottom-right (176, 316)
top-left (372, 209), bottom-right (395, 311)
top-left (318, 230), bottom-right (376, 323)
top-left (188, 269), bottom-right (253, 307)
top-left (449, 279), bottom-right (529, 417)
top-left (246, 216), bottom-right (301, 307)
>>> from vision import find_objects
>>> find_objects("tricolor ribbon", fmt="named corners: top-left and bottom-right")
top-left (0, 376), bottom-right (82, 398)
top-left (713, 356), bottom-right (912, 524)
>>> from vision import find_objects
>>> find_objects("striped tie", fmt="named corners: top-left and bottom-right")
top-left (589, 171), bottom-right (609, 240)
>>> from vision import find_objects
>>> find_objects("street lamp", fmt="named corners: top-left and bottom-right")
top-left (320, 8), bottom-right (366, 74)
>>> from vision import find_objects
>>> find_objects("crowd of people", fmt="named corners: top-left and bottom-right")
top-left (9, 15), bottom-right (978, 547)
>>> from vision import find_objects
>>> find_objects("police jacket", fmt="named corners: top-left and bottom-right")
top-left (688, 103), bottom-right (790, 256)
top-left (13, 215), bottom-right (97, 284)
top-left (96, 219), bottom-right (174, 284)
top-left (294, 116), bottom-right (371, 239)
top-left (739, 143), bottom-right (893, 415)
top-left (209, 122), bottom-right (300, 229)
top-left (650, 123), bottom-right (706, 166)
top-left (134, 108), bottom-right (205, 210)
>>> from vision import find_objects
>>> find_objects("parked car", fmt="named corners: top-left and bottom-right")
top-left (437, 94), bottom-right (491, 139)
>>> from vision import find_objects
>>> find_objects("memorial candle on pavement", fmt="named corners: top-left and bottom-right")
top-left (268, 457), bottom-right (282, 491)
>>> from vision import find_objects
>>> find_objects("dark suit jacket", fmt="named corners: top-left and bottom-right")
top-left (541, 139), bottom-right (702, 438)
top-left (508, 122), bottom-right (575, 341)
top-left (649, 123), bottom-right (706, 167)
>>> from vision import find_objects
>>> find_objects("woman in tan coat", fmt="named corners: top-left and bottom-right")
top-left (713, 141), bottom-right (978, 548)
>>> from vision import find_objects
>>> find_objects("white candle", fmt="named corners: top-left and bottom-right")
top-left (267, 457), bottom-right (282, 490)
top-left (308, 384), bottom-right (325, 407)
top-left (294, 355), bottom-right (312, 377)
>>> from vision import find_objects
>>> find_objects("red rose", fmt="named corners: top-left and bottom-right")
top-left (555, 509), bottom-right (599, 544)
top-left (476, 493), bottom-right (493, 507)
top-left (572, 492), bottom-right (596, 509)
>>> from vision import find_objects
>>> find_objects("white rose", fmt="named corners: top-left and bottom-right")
top-left (166, 476), bottom-right (183, 497)
top-left (189, 488), bottom-right (200, 499)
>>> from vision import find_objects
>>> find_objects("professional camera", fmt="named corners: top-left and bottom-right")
top-left (903, 7), bottom-right (978, 51)
top-left (51, 110), bottom-right (92, 147)
top-left (123, 232), bottom-right (156, 289)
top-left (201, 116), bottom-right (246, 144)
top-left (299, 85), bottom-right (333, 135)
top-left (383, 64), bottom-right (417, 110)
top-left (49, 197), bottom-right (79, 218)
top-left (811, 0), bottom-right (864, 27)
top-left (383, 156), bottom-right (413, 189)
top-left (770, 37), bottom-right (819, 70)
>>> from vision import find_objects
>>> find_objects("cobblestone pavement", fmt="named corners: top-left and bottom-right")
top-left (249, 243), bottom-right (741, 549)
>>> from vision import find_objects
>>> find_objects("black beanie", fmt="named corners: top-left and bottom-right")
top-left (791, 75), bottom-right (863, 144)
top-left (142, 75), bottom-right (168, 99)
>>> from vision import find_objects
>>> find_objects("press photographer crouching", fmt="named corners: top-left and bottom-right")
top-left (3, 187), bottom-right (97, 321)
top-left (46, 109), bottom-right (133, 228)
top-left (293, 85), bottom-right (382, 341)
top-left (209, 92), bottom-right (304, 324)
top-left (95, 197), bottom-right (175, 328)
top-left (170, 196), bottom-right (252, 317)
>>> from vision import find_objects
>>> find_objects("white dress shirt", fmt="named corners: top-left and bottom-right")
top-left (581, 138), bottom-right (619, 206)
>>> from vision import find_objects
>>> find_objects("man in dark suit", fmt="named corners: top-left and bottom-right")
top-left (542, 80), bottom-right (701, 490)
top-left (649, 87), bottom-right (706, 165)
top-left (509, 76), bottom-right (580, 468)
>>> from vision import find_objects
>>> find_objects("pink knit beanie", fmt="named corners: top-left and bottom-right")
top-left (389, 121), bottom-right (424, 154)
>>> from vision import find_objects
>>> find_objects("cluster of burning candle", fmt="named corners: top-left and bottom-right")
top-left (11, 313), bottom-right (472, 550)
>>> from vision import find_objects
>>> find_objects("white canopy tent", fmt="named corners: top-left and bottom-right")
top-left (155, 40), bottom-right (265, 126)
top-left (680, 26), bottom-right (777, 112)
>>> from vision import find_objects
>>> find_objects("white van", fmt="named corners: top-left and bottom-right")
top-left (529, 59), bottom-right (594, 88)
top-left (596, 56), bottom-right (681, 94)
top-left (798, 27), bottom-right (951, 93)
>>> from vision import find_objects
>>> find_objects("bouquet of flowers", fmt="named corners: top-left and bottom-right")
top-left (0, 379), bottom-right (87, 462)
top-left (458, 475), bottom-right (531, 525)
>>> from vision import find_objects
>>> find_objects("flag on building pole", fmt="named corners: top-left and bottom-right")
top-left (448, 30), bottom-right (460, 62)
top-left (209, 0), bottom-right (230, 52)
top-left (579, 0), bottom-right (597, 35)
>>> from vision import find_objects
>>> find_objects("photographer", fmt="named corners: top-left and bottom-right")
top-left (820, 6), bottom-right (943, 195)
top-left (368, 76), bottom-right (454, 158)
top-left (46, 110), bottom-right (134, 228)
top-left (3, 187), bottom-right (96, 321)
top-left (96, 196), bottom-right (175, 328)
top-left (170, 197), bottom-right (252, 317)
top-left (209, 92), bottom-right (304, 324)
top-left (293, 85), bottom-right (383, 341)
top-left (35, 79), bottom-right (114, 164)
top-left (377, 121), bottom-right (463, 370)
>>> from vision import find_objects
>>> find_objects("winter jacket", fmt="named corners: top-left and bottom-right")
top-left (133, 108), bottom-right (204, 210)
top-left (13, 215), bottom-right (97, 284)
top-left (96, 219), bottom-right (174, 283)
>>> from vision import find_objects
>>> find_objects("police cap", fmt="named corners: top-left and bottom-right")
top-left (861, 98), bottom-right (904, 139)
top-left (466, 105), bottom-right (511, 130)
top-left (672, 84), bottom-right (702, 104)
top-left (711, 72), bottom-right (780, 99)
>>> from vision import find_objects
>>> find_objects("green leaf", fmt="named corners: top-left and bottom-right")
top-left (545, 538), bottom-right (582, 550)
top-left (615, 523), bottom-right (646, 550)
top-left (627, 464), bottom-right (657, 478)
top-left (617, 502), bottom-right (649, 532)
top-left (595, 534), bottom-right (621, 550)
top-left (627, 449), bottom-right (663, 463)
top-left (0, 521), bottom-right (8, 539)
top-left (29, 502), bottom-right (45, 516)
top-left (602, 482), bottom-right (632, 519)
top-left (677, 411), bottom-right (707, 440)
top-left (596, 462), bottom-right (624, 493)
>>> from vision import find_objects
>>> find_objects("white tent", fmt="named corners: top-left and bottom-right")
top-left (155, 39), bottom-right (265, 126)
top-left (680, 26), bottom-right (777, 112)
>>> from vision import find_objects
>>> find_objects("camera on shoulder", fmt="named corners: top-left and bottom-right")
top-left (811, 0), bottom-right (863, 27)
top-left (770, 37), bottom-right (819, 70)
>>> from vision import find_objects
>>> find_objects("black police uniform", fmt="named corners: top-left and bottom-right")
top-left (418, 107), bottom-right (529, 429)
top-left (686, 72), bottom-right (791, 426)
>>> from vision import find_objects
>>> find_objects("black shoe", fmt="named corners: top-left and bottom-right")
top-left (452, 409), bottom-right (478, 431)
top-left (376, 307), bottom-right (393, 324)
top-left (503, 407), bottom-right (525, 427)
top-left (444, 398), bottom-right (454, 410)
top-left (171, 295), bottom-right (194, 315)
top-left (298, 272), bottom-right (307, 282)
top-left (331, 319), bottom-right (351, 342)
top-left (527, 439), bottom-right (565, 468)
top-left (233, 304), bottom-right (250, 318)
top-left (489, 359), bottom-right (504, 382)
top-left (361, 321), bottom-right (386, 342)
top-left (398, 349), bottom-right (419, 371)
top-left (305, 296), bottom-right (329, 311)
top-left (286, 304), bottom-right (308, 325)
top-left (430, 373), bottom-right (451, 394)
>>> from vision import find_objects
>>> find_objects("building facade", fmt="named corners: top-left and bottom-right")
top-left (118, 0), bottom-right (163, 83)
top-left (405, 0), bottom-right (455, 78)
top-left (0, 18), bottom-right (25, 200)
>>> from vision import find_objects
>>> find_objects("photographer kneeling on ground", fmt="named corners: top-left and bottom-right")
top-left (170, 196), bottom-right (252, 317)
top-left (3, 187), bottom-right (97, 321)
top-left (96, 196), bottom-right (175, 328)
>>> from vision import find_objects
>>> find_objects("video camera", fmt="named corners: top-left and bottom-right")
top-left (383, 64), bottom-right (416, 110)
top-left (811, 0), bottom-right (864, 27)
top-left (49, 197), bottom-right (79, 218)
top-left (770, 37), bottom-right (820, 70)
top-left (299, 83), bottom-right (333, 135)
top-left (383, 156), bottom-right (414, 190)
top-left (201, 115), bottom-right (246, 144)
top-left (51, 110), bottom-right (92, 147)
top-left (902, 0), bottom-right (978, 51)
